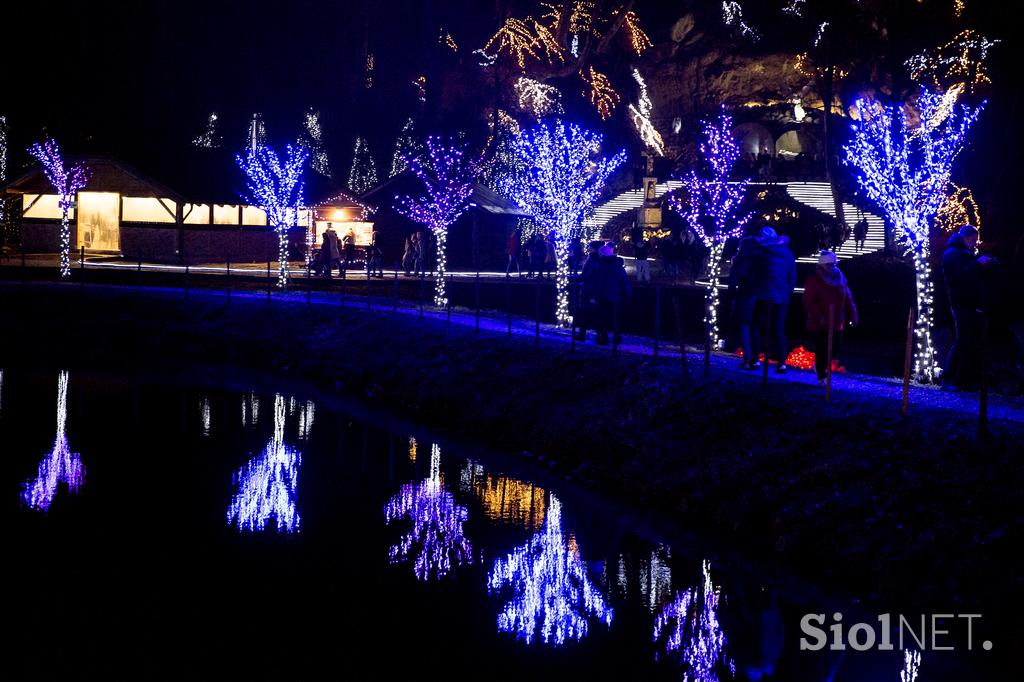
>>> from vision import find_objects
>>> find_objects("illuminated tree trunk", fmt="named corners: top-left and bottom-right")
top-left (59, 207), bottom-right (72, 278)
top-left (433, 227), bottom-right (448, 307)
top-left (554, 232), bottom-right (572, 326)
top-left (907, 231), bottom-right (939, 383)
top-left (704, 241), bottom-right (726, 349)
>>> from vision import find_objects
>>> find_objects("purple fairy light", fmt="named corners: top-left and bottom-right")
top-left (237, 144), bottom-right (309, 288)
top-left (393, 137), bottom-right (479, 308)
top-left (227, 394), bottom-right (301, 533)
top-left (384, 444), bottom-right (473, 580)
top-left (21, 371), bottom-right (85, 511)
top-left (27, 139), bottom-right (89, 278)
top-left (653, 560), bottom-right (735, 681)
top-left (488, 495), bottom-right (613, 645)
top-left (666, 109), bottom-right (754, 349)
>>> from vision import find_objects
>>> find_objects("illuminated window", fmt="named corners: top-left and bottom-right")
top-left (213, 204), bottom-right (240, 225)
top-left (241, 206), bottom-right (268, 225)
top-left (23, 193), bottom-right (74, 220)
top-left (77, 192), bottom-right (120, 252)
top-left (184, 204), bottom-right (211, 224)
top-left (122, 197), bottom-right (176, 223)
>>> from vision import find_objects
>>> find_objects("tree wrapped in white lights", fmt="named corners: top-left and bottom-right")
top-left (843, 90), bottom-right (983, 382)
top-left (501, 120), bottom-right (625, 326)
top-left (237, 144), bottom-right (309, 288)
top-left (27, 139), bottom-right (89, 278)
top-left (394, 137), bottom-right (479, 307)
top-left (666, 110), bottom-right (753, 349)
top-left (348, 136), bottom-right (378, 195)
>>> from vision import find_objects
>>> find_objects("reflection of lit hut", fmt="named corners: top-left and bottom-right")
top-left (361, 171), bottom-right (528, 271)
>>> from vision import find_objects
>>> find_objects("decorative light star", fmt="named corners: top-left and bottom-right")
top-left (237, 143), bottom-right (309, 288)
top-left (666, 109), bottom-right (754, 349)
top-left (843, 90), bottom-right (983, 382)
top-left (653, 560), bottom-right (735, 681)
top-left (27, 139), bottom-right (89, 278)
top-left (384, 444), bottom-right (473, 580)
top-left (393, 137), bottom-right (480, 308)
top-left (499, 120), bottom-right (625, 326)
top-left (21, 371), bottom-right (85, 512)
top-left (488, 495), bottom-right (613, 645)
top-left (227, 394), bottom-right (301, 533)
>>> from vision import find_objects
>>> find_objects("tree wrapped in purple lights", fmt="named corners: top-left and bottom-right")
top-left (501, 120), bottom-right (625, 326)
top-left (384, 443), bottom-right (473, 580)
top-left (227, 394), bottom-right (301, 533)
top-left (394, 138), bottom-right (480, 307)
top-left (488, 495), bottom-right (613, 645)
top-left (27, 139), bottom-right (89, 278)
top-left (653, 560), bottom-right (735, 682)
top-left (843, 89), bottom-right (983, 382)
top-left (666, 110), bottom-right (753, 349)
top-left (21, 371), bottom-right (85, 511)
top-left (237, 144), bottom-right (309, 288)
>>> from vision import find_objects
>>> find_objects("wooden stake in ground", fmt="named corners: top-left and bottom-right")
top-left (980, 314), bottom-right (990, 438)
top-left (672, 295), bottom-right (690, 385)
top-left (902, 308), bottom-right (915, 416)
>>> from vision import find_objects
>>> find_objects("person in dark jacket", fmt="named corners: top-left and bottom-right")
top-left (506, 228), bottom-right (522, 277)
top-left (942, 224), bottom-right (994, 390)
top-left (590, 244), bottom-right (632, 345)
top-left (751, 227), bottom-right (796, 371)
top-left (803, 250), bottom-right (858, 383)
top-left (574, 241), bottom-right (602, 342)
top-left (729, 233), bottom-right (761, 369)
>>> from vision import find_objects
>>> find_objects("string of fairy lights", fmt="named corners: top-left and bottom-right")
top-left (722, 1), bottom-right (759, 41)
top-left (393, 137), bottom-right (479, 308)
top-left (348, 137), bottom-right (378, 195)
top-left (906, 29), bottom-right (998, 94)
top-left (514, 76), bottom-right (564, 119)
top-left (500, 120), bottom-right (625, 326)
top-left (237, 143), bottom-right (309, 288)
top-left (390, 118), bottom-right (421, 178)
top-left (666, 110), bottom-right (754, 349)
top-left (580, 66), bottom-right (620, 121)
top-left (27, 139), bottom-right (89, 278)
top-left (843, 90), bottom-right (984, 383)
top-left (628, 69), bottom-right (664, 156)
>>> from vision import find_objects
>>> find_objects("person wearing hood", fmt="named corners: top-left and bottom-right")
top-left (729, 231), bottom-right (761, 369)
top-left (942, 224), bottom-right (995, 390)
top-left (751, 226), bottom-right (797, 371)
top-left (590, 244), bottom-right (632, 345)
top-left (574, 241), bottom-right (603, 342)
top-left (803, 251), bottom-right (858, 383)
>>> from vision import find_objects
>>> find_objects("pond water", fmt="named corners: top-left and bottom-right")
top-left (3, 369), bottom-right (996, 680)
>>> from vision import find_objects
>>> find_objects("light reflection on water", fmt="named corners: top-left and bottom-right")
top-left (21, 371), bottom-right (85, 512)
top-left (226, 394), bottom-right (301, 533)
top-left (488, 495), bottom-right (613, 646)
top-left (459, 459), bottom-right (547, 531)
top-left (384, 443), bottom-right (473, 580)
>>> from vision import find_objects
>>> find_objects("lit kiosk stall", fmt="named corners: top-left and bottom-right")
top-left (308, 191), bottom-right (374, 265)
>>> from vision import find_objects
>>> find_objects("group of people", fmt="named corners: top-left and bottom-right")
top-left (731, 226), bottom-right (859, 383)
top-left (402, 231), bottom-right (430, 277)
top-left (315, 224), bottom-right (383, 279)
top-left (506, 230), bottom-right (560, 279)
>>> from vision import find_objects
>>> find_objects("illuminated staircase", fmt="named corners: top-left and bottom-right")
top-left (583, 180), bottom-right (683, 237)
top-left (783, 182), bottom-right (887, 262)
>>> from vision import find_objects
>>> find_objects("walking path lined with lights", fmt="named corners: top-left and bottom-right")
top-left (8, 278), bottom-right (1020, 425)
top-left (783, 182), bottom-right (887, 262)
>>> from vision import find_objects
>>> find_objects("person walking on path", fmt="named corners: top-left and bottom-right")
top-left (634, 236), bottom-right (651, 283)
top-left (942, 224), bottom-right (995, 391)
top-left (574, 241), bottom-right (602, 342)
top-left (590, 244), bottom-right (632, 345)
top-left (506, 228), bottom-right (522, 277)
top-left (413, 230), bottom-right (428, 278)
top-left (853, 217), bottom-right (869, 252)
top-left (803, 250), bottom-right (858, 384)
top-left (751, 226), bottom-right (796, 372)
top-left (729, 231), bottom-right (761, 369)
top-left (402, 233), bottom-right (416, 276)
top-left (367, 227), bottom-right (384, 278)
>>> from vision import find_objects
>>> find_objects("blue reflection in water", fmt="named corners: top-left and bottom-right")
top-left (21, 371), bottom-right (85, 512)
top-left (901, 650), bottom-right (921, 682)
top-left (653, 560), bottom-right (734, 681)
top-left (227, 394), bottom-right (301, 533)
top-left (488, 495), bottom-right (613, 645)
top-left (384, 444), bottom-right (473, 580)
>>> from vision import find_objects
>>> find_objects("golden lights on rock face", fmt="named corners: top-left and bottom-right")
top-left (615, 9), bottom-right (652, 56)
top-left (906, 29), bottom-right (998, 94)
top-left (483, 16), bottom-right (564, 69)
top-left (580, 66), bottom-right (619, 121)
top-left (936, 183), bottom-right (981, 234)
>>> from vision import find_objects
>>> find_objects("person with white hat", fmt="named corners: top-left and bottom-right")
top-left (803, 250), bottom-right (859, 384)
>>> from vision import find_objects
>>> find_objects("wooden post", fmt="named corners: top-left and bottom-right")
top-left (534, 279), bottom-right (540, 343)
top-left (704, 318), bottom-right (711, 375)
top-left (475, 271), bottom-right (480, 332)
top-left (761, 302), bottom-right (772, 386)
top-left (137, 248), bottom-right (142, 290)
top-left (826, 304), bottom-right (835, 402)
top-left (979, 315), bottom-right (990, 438)
top-left (612, 299), bottom-right (620, 357)
top-left (184, 253), bottom-right (190, 299)
top-left (506, 278), bottom-right (512, 336)
top-left (653, 286), bottom-right (661, 357)
top-left (446, 276), bottom-right (452, 324)
top-left (419, 271), bottom-right (425, 318)
top-left (266, 259), bottom-right (271, 304)
top-left (393, 260), bottom-right (399, 313)
top-left (901, 308), bottom-right (915, 416)
top-left (306, 261), bottom-right (311, 305)
top-left (226, 256), bottom-right (231, 303)
top-left (21, 250), bottom-right (26, 288)
top-left (79, 246), bottom-right (85, 289)
top-left (672, 295), bottom-right (690, 384)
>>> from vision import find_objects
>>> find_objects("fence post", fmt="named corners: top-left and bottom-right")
top-left (901, 308), bottom-right (915, 416)
top-left (137, 248), bottom-right (142, 291)
top-left (704, 318), bottom-right (711, 375)
top-left (506, 278), bottom-right (512, 336)
top-left (534, 279), bottom-right (540, 343)
top-left (266, 259), bottom-right (271, 304)
top-left (761, 302), bottom-right (772, 386)
top-left (672, 295), bottom-right (690, 384)
top-left (826, 304), bottom-right (835, 402)
top-left (184, 253), bottom-right (190, 299)
top-left (979, 314), bottom-right (990, 438)
top-left (475, 271), bottom-right (481, 332)
top-left (226, 255), bottom-right (231, 303)
top-left (653, 286), bottom-right (661, 358)
top-left (79, 246), bottom-right (85, 290)
top-left (306, 261), bottom-right (311, 305)
top-left (21, 250), bottom-right (26, 288)
top-left (612, 299), bottom-right (621, 357)
top-left (393, 260), bottom-right (399, 313)
top-left (446, 276), bottom-right (452, 324)
top-left (419, 271), bottom-right (425, 318)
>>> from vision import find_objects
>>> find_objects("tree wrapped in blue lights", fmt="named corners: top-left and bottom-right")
top-left (21, 371), bottom-right (85, 512)
top-left (27, 139), bottom-right (89, 278)
top-left (227, 394), bottom-right (301, 533)
top-left (843, 89), bottom-right (983, 382)
top-left (488, 495), bottom-right (613, 645)
top-left (384, 443), bottom-right (473, 580)
top-left (653, 560), bottom-right (735, 681)
top-left (394, 137), bottom-right (479, 307)
top-left (501, 120), bottom-right (625, 326)
top-left (237, 144), bottom-right (309, 288)
top-left (666, 110), bottom-right (753, 349)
